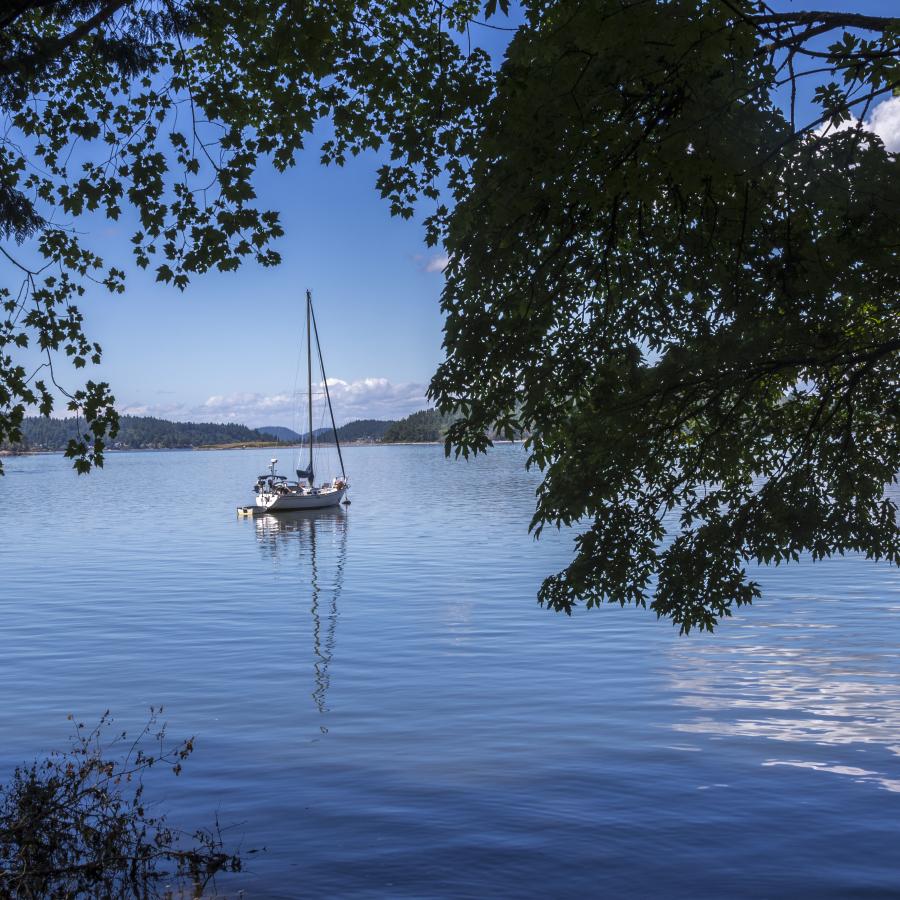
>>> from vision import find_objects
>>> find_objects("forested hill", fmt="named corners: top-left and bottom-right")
top-left (336, 419), bottom-right (394, 442)
top-left (12, 416), bottom-right (278, 451)
top-left (381, 409), bottom-right (457, 443)
top-left (257, 425), bottom-right (300, 442)
top-left (6, 411), bottom-right (503, 452)
top-left (260, 419), bottom-right (396, 444)
top-left (379, 409), bottom-right (525, 443)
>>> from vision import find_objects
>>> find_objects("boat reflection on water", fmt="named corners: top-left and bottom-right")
top-left (253, 509), bottom-right (348, 733)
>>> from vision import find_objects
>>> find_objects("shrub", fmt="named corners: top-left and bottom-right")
top-left (0, 709), bottom-right (247, 898)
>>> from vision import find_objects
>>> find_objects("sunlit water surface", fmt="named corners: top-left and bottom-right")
top-left (1, 446), bottom-right (898, 897)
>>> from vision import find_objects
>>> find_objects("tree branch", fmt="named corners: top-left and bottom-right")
top-left (749, 11), bottom-right (900, 32)
top-left (0, 0), bottom-right (133, 75)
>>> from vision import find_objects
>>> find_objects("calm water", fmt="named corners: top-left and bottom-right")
top-left (1, 446), bottom-right (898, 897)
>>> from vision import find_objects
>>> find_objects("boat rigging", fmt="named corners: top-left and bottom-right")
top-left (252, 290), bottom-right (349, 512)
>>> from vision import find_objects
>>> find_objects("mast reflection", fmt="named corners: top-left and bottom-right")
top-left (253, 509), bottom-right (348, 733)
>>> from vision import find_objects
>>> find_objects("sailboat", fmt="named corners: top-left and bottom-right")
top-left (252, 290), bottom-right (349, 512)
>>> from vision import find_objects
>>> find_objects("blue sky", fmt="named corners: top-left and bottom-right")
top-left (83, 141), bottom-right (450, 426)
top-left (6, 1), bottom-right (898, 428)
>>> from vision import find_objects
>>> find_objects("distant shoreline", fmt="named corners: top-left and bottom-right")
top-left (8, 411), bottom-right (523, 458)
top-left (0, 439), bottom-right (525, 458)
top-left (0, 441), bottom-right (436, 457)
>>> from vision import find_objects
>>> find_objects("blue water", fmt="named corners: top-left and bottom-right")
top-left (1, 446), bottom-right (898, 897)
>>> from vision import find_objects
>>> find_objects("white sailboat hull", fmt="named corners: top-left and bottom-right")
top-left (256, 486), bottom-right (347, 512)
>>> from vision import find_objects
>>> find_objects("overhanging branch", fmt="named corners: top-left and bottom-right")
top-left (0, 0), bottom-right (132, 75)
top-left (749, 11), bottom-right (900, 32)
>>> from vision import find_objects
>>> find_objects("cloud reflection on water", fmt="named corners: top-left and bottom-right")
top-left (762, 759), bottom-right (900, 794)
top-left (666, 598), bottom-right (900, 793)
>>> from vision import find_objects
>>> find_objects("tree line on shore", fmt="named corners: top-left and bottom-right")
top-left (6, 416), bottom-right (275, 451)
top-left (4, 410), bottom-right (465, 452)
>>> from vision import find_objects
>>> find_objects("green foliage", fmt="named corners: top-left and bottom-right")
top-left (382, 408), bottom-right (457, 442)
top-left (429, 0), bottom-right (900, 631)
top-left (0, 709), bottom-right (246, 897)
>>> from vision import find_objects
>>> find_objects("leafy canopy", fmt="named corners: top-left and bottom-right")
top-left (430, 0), bottom-right (900, 631)
top-left (1, 0), bottom-right (898, 630)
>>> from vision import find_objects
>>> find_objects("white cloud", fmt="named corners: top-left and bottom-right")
top-left (424, 253), bottom-right (449, 273)
top-left (817, 96), bottom-right (900, 152)
top-left (321, 377), bottom-right (429, 422)
top-left (118, 377), bottom-right (430, 427)
top-left (204, 392), bottom-right (294, 416)
top-left (413, 252), bottom-right (449, 273)
top-left (867, 96), bottom-right (900, 152)
top-left (118, 401), bottom-right (194, 419)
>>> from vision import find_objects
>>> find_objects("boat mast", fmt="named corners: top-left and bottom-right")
top-left (310, 297), bottom-right (346, 480)
top-left (307, 288), bottom-right (314, 485)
